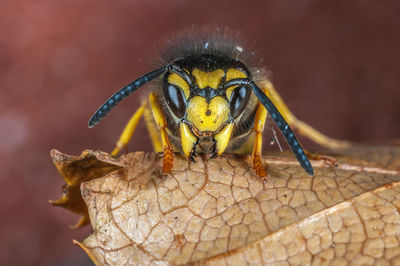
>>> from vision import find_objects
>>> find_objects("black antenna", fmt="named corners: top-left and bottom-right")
top-left (88, 66), bottom-right (167, 128)
top-left (224, 78), bottom-right (314, 175)
top-left (249, 81), bottom-right (314, 176)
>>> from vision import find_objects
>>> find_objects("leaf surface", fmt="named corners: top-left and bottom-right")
top-left (50, 149), bottom-right (124, 228)
top-left (52, 145), bottom-right (400, 264)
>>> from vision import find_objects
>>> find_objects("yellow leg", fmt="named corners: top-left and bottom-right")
top-left (111, 104), bottom-right (145, 156)
top-left (143, 104), bottom-right (163, 153)
top-left (149, 92), bottom-right (174, 173)
top-left (260, 80), bottom-right (351, 150)
top-left (252, 98), bottom-right (269, 178)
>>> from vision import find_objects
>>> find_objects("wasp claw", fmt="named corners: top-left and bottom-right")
top-left (253, 155), bottom-right (268, 178)
top-left (188, 146), bottom-right (197, 162)
top-left (208, 139), bottom-right (218, 159)
top-left (189, 155), bottom-right (196, 163)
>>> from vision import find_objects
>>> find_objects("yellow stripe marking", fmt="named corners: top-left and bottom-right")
top-left (186, 96), bottom-right (229, 132)
top-left (192, 68), bottom-right (225, 89)
top-left (215, 123), bottom-right (234, 155)
top-left (226, 85), bottom-right (236, 100)
top-left (180, 123), bottom-right (197, 157)
top-left (225, 69), bottom-right (247, 99)
top-left (168, 73), bottom-right (190, 99)
top-left (226, 68), bottom-right (247, 81)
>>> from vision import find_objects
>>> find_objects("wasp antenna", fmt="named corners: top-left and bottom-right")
top-left (249, 81), bottom-right (314, 176)
top-left (88, 66), bottom-right (167, 128)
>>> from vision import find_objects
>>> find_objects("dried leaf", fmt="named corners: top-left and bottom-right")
top-left (52, 145), bottom-right (400, 264)
top-left (49, 149), bottom-right (124, 228)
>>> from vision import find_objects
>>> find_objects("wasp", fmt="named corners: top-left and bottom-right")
top-left (88, 29), bottom-right (348, 177)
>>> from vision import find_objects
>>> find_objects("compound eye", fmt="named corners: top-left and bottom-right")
top-left (163, 84), bottom-right (187, 118)
top-left (230, 86), bottom-right (251, 119)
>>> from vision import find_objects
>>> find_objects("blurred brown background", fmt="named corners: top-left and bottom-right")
top-left (1, 0), bottom-right (399, 265)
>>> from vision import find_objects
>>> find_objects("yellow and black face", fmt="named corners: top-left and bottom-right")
top-left (161, 55), bottom-right (253, 160)
top-left (88, 42), bottom-right (313, 176)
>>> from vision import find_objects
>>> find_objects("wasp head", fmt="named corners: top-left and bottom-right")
top-left (162, 55), bottom-right (252, 160)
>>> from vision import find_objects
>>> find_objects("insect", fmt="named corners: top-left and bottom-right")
top-left (88, 29), bottom-right (348, 177)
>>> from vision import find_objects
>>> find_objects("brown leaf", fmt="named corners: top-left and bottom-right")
top-left (50, 145), bottom-right (400, 265)
top-left (49, 149), bottom-right (124, 228)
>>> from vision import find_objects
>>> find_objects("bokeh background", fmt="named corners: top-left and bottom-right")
top-left (1, 0), bottom-right (399, 265)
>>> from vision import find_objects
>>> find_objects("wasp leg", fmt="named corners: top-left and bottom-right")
top-left (304, 151), bottom-right (337, 167)
top-left (143, 103), bottom-right (163, 153)
top-left (149, 92), bottom-right (174, 173)
top-left (111, 103), bottom-right (145, 156)
top-left (260, 80), bottom-right (351, 150)
top-left (252, 96), bottom-right (269, 178)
